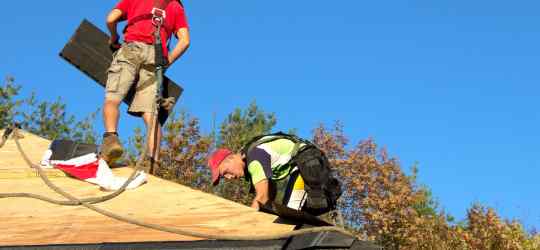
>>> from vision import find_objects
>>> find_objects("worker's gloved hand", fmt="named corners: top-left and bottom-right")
top-left (109, 35), bottom-right (121, 52)
top-left (160, 97), bottom-right (176, 111)
top-left (110, 43), bottom-right (121, 52)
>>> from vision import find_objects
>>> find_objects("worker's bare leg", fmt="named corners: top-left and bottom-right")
top-left (103, 98), bottom-right (122, 132)
top-left (101, 98), bottom-right (124, 163)
top-left (142, 112), bottom-right (161, 161)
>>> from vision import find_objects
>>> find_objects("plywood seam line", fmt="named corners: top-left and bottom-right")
top-left (1, 128), bottom-right (354, 241)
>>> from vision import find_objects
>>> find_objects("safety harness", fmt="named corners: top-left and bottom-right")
top-left (150, 1), bottom-right (167, 113)
top-left (241, 132), bottom-right (313, 160)
top-left (120, 0), bottom-right (176, 111)
top-left (241, 132), bottom-right (343, 215)
top-left (150, 0), bottom-right (170, 67)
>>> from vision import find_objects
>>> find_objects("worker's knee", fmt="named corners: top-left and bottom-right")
top-left (142, 113), bottom-right (160, 127)
top-left (104, 98), bottom-right (122, 107)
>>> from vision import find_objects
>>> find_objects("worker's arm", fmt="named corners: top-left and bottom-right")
top-left (106, 9), bottom-right (124, 48)
top-left (250, 180), bottom-right (270, 210)
top-left (168, 28), bottom-right (190, 66)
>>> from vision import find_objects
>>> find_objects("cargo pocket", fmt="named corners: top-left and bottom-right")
top-left (122, 42), bottom-right (142, 64)
top-left (105, 64), bottom-right (123, 93)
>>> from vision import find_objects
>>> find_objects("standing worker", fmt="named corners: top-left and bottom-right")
top-left (207, 132), bottom-right (342, 215)
top-left (101, 0), bottom-right (190, 173)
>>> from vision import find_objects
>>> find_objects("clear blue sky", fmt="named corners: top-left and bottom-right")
top-left (1, 1), bottom-right (539, 229)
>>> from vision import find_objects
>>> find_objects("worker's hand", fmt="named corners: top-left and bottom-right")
top-left (251, 180), bottom-right (270, 210)
top-left (109, 35), bottom-right (121, 52)
top-left (160, 97), bottom-right (176, 111)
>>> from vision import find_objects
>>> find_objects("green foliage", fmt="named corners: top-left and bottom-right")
top-left (0, 76), bottom-right (24, 128)
top-left (218, 100), bottom-right (276, 151)
top-left (121, 96), bottom-right (540, 249)
top-left (127, 111), bottom-right (214, 192)
top-left (22, 94), bottom-right (98, 143)
top-left (0, 76), bottom-right (98, 143)
top-left (127, 126), bottom-right (144, 164)
top-left (413, 187), bottom-right (439, 218)
top-left (214, 100), bottom-right (277, 205)
top-left (157, 111), bottom-right (213, 191)
top-left (409, 165), bottom-right (440, 218)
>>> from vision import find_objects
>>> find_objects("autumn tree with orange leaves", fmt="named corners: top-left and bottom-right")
top-left (3, 75), bottom-right (539, 249)
top-left (123, 102), bottom-right (539, 249)
top-left (312, 122), bottom-right (539, 249)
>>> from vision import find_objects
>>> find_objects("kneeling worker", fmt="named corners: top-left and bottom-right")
top-left (207, 132), bottom-right (342, 215)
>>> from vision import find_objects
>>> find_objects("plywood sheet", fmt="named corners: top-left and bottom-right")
top-left (0, 129), bottom-right (51, 170)
top-left (0, 131), bottom-right (296, 246)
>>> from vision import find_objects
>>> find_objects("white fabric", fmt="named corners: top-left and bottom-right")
top-left (39, 149), bottom-right (54, 169)
top-left (40, 150), bottom-right (147, 190)
top-left (89, 159), bottom-right (147, 191)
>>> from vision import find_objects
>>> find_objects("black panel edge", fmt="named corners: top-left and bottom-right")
top-left (58, 19), bottom-right (184, 124)
top-left (0, 239), bottom-right (286, 250)
top-left (283, 225), bottom-right (381, 250)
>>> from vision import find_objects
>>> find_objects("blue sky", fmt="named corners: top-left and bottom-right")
top-left (1, 1), bottom-right (539, 228)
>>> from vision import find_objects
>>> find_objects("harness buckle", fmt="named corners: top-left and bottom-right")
top-left (151, 8), bottom-right (166, 26)
top-left (151, 7), bottom-right (166, 18)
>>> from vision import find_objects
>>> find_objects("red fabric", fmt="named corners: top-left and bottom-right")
top-left (207, 148), bottom-right (233, 185)
top-left (115, 0), bottom-right (189, 58)
top-left (54, 161), bottom-right (99, 180)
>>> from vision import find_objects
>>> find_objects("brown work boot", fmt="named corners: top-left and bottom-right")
top-left (101, 133), bottom-right (124, 164)
top-left (138, 156), bottom-right (161, 175)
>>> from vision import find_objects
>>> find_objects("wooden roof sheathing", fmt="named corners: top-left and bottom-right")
top-left (0, 130), bottom-right (296, 247)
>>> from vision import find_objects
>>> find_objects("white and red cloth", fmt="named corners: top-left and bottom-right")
top-left (40, 151), bottom-right (147, 191)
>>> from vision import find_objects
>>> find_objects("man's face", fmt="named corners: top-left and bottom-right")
top-left (219, 154), bottom-right (245, 180)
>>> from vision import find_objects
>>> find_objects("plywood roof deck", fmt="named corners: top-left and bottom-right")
top-left (0, 130), bottom-right (295, 247)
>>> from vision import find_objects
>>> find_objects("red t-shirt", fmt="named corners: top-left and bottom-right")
top-left (115, 0), bottom-right (189, 58)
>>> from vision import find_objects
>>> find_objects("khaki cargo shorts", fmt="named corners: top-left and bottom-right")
top-left (105, 42), bottom-right (158, 115)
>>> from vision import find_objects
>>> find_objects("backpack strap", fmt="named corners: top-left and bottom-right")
top-left (241, 132), bottom-right (315, 162)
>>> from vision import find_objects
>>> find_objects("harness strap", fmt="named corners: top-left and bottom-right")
top-left (242, 132), bottom-right (314, 158)
top-left (124, 0), bottom-right (173, 39)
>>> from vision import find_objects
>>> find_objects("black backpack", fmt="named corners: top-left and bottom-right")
top-left (242, 132), bottom-right (342, 215)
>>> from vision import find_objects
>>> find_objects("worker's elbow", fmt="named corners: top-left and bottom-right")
top-left (182, 38), bottom-right (191, 49)
top-left (106, 10), bottom-right (122, 24)
top-left (106, 16), bottom-right (117, 25)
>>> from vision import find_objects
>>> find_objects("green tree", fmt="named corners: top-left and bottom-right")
top-left (22, 94), bottom-right (98, 143)
top-left (124, 97), bottom-right (540, 249)
top-left (409, 165), bottom-right (440, 218)
top-left (127, 111), bottom-right (214, 192)
top-left (218, 100), bottom-right (276, 151)
top-left (216, 100), bottom-right (277, 205)
top-left (127, 126), bottom-right (144, 163)
top-left (1, 76), bottom-right (98, 143)
top-left (0, 76), bottom-right (24, 128)
top-left (158, 111), bottom-right (213, 191)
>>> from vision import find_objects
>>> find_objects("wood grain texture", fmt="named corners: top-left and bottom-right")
top-left (0, 130), bottom-right (51, 170)
top-left (0, 131), bottom-right (296, 246)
